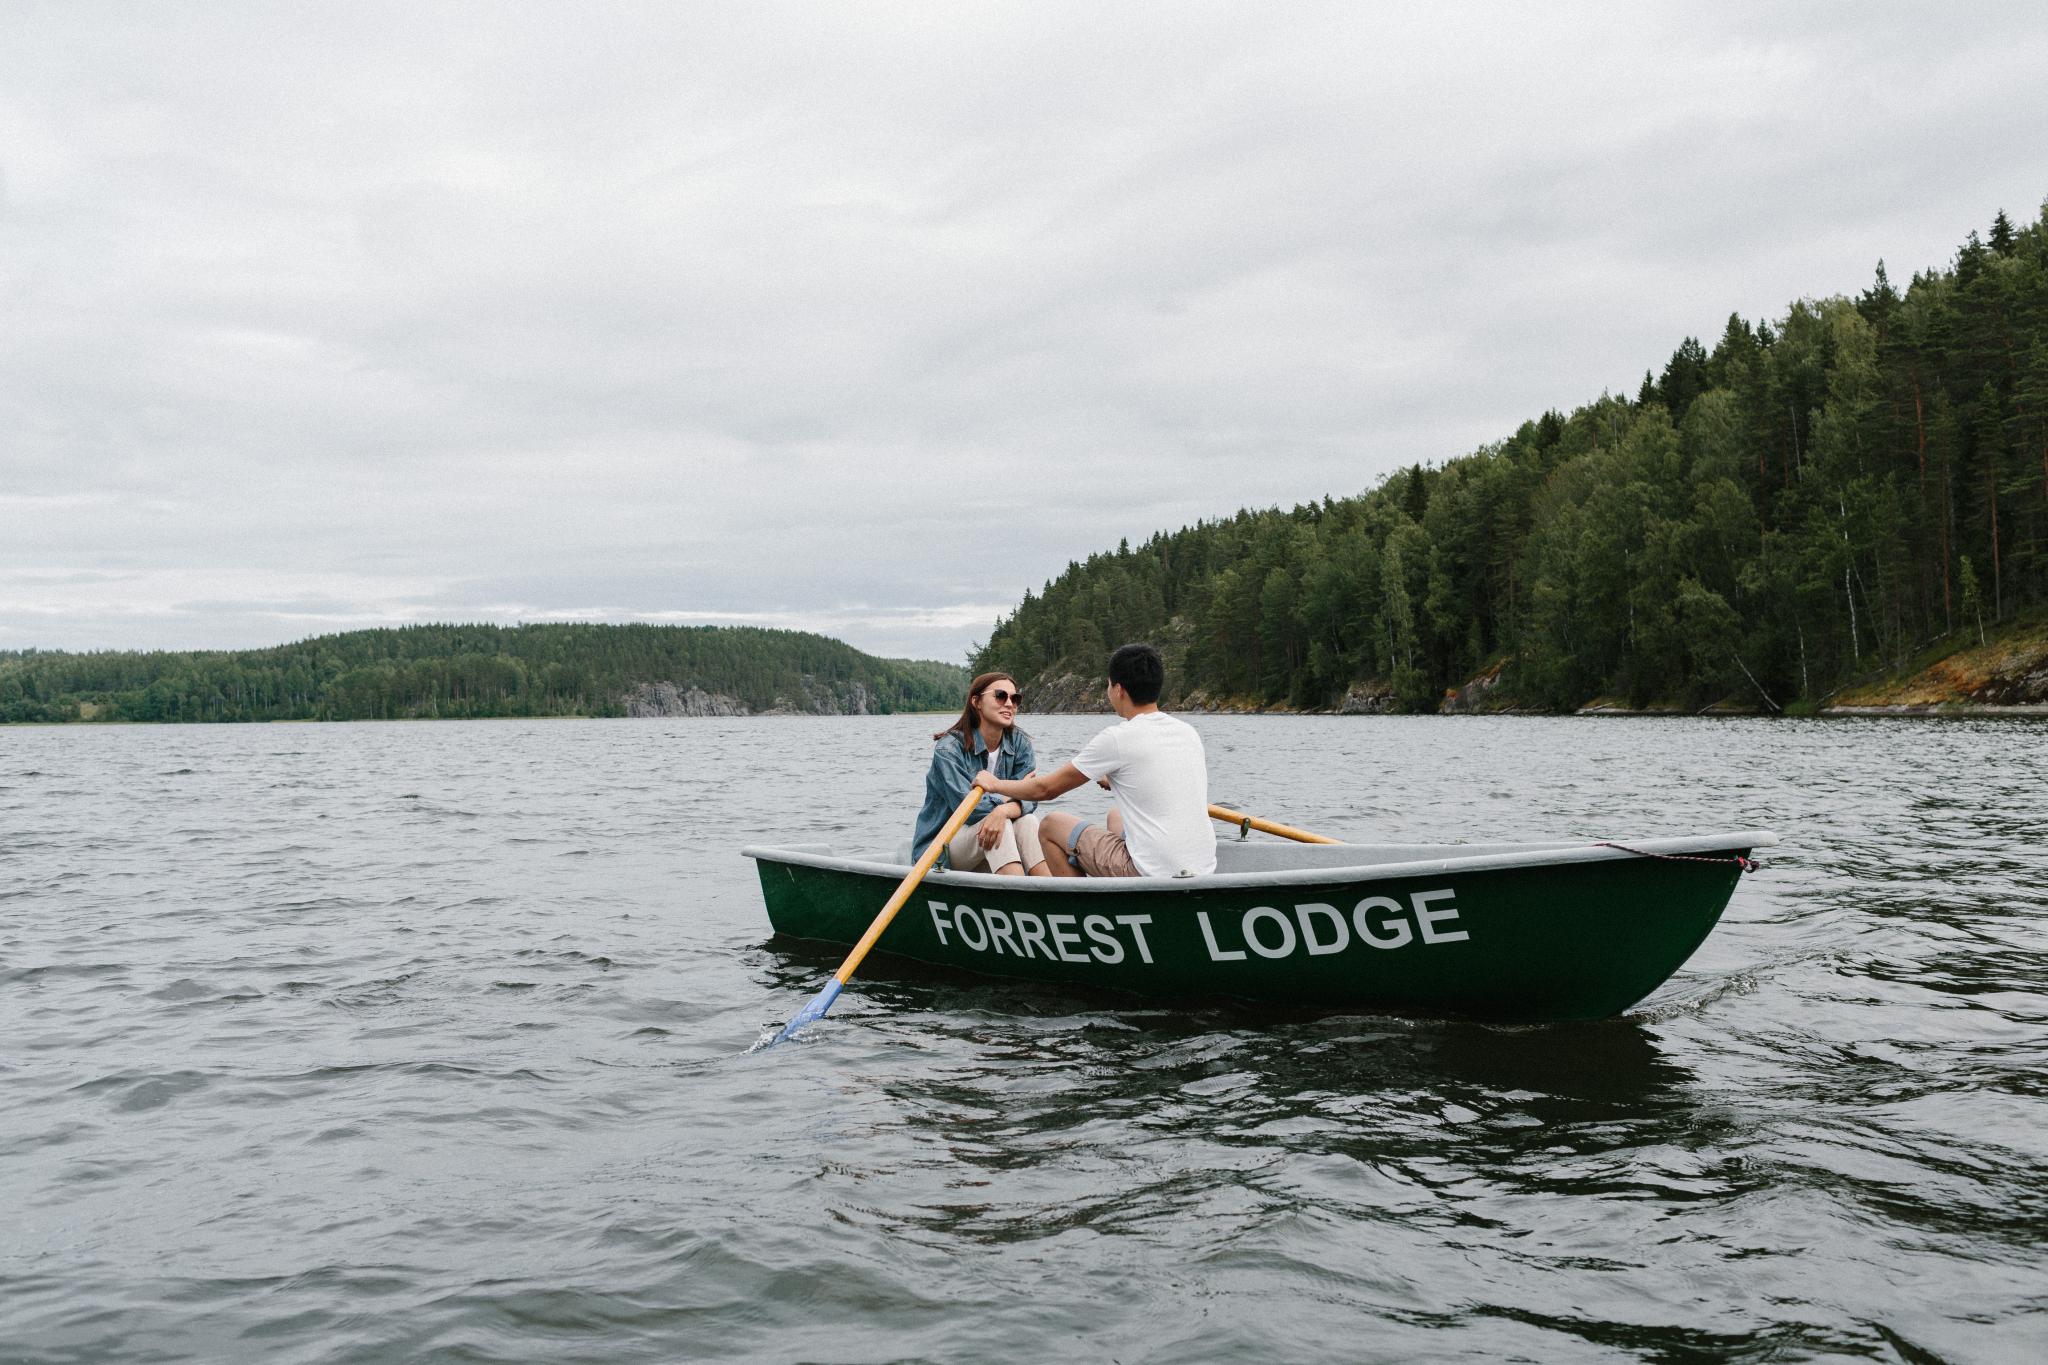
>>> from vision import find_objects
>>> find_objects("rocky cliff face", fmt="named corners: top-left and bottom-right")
top-left (622, 682), bottom-right (750, 717)
top-left (1013, 671), bottom-right (1115, 715)
top-left (768, 679), bottom-right (875, 716)
top-left (1438, 661), bottom-right (1506, 714)
top-left (620, 677), bottom-right (880, 717)
top-left (1335, 680), bottom-right (1399, 714)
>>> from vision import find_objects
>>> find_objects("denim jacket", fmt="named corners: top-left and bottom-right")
top-left (912, 728), bottom-right (1039, 863)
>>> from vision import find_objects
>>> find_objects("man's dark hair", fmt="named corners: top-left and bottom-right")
top-left (1108, 642), bottom-right (1165, 705)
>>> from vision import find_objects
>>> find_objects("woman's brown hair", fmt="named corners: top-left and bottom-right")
top-left (934, 671), bottom-right (1022, 752)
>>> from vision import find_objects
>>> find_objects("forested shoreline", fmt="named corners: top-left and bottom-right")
top-left (0, 624), bottom-right (967, 724)
top-left (976, 205), bottom-right (2048, 714)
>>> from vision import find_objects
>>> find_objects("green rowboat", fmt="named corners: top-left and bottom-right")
top-left (745, 831), bottom-right (1776, 1022)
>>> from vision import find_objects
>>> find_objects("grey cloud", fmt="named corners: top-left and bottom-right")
top-left (3, 3), bottom-right (2044, 663)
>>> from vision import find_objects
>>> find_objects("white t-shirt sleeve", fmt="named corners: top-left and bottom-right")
top-left (1071, 723), bottom-right (1122, 782)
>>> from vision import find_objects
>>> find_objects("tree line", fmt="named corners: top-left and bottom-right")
top-left (0, 623), bottom-right (967, 724)
top-left (976, 204), bottom-right (2048, 713)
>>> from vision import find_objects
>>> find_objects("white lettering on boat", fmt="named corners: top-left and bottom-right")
top-left (1199, 891), bottom-right (1467, 960)
top-left (1242, 906), bottom-right (1297, 959)
top-left (983, 906), bottom-right (1023, 956)
top-left (930, 897), bottom-right (1455, 969)
top-left (931, 901), bottom-right (1152, 965)
top-left (1046, 914), bottom-right (1090, 964)
top-left (1354, 896), bottom-right (1412, 949)
top-left (1115, 914), bottom-right (1156, 964)
top-left (1082, 914), bottom-right (1124, 964)
top-left (1296, 903), bottom-right (1348, 955)
top-left (1411, 889), bottom-right (1470, 943)
top-left (1013, 910), bottom-right (1054, 960)
top-left (1197, 911), bottom-right (1244, 961)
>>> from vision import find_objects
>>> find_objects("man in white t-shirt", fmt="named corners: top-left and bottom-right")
top-left (973, 643), bottom-right (1217, 878)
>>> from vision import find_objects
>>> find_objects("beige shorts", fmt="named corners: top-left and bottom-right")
top-left (1071, 822), bottom-right (1141, 878)
top-left (948, 811), bottom-right (1046, 873)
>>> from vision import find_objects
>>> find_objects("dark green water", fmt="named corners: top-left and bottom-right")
top-left (3, 716), bottom-right (2043, 1362)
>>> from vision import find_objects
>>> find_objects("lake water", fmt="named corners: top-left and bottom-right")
top-left (3, 715), bottom-right (2045, 1363)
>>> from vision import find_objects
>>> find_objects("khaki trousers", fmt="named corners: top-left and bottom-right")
top-left (948, 811), bottom-right (1045, 874)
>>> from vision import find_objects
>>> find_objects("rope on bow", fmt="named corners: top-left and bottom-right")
top-left (1594, 841), bottom-right (1759, 873)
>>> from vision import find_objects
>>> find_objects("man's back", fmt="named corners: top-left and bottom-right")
top-left (1072, 711), bottom-right (1216, 876)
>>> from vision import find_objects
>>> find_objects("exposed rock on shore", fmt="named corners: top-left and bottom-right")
top-left (1439, 662), bottom-right (1505, 714)
top-left (1335, 681), bottom-right (1397, 714)
top-left (1824, 623), bottom-right (2048, 715)
top-left (621, 677), bottom-right (878, 717)
top-left (1014, 671), bottom-right (1115, 715)
top-left (1174, 691), bottom-right (1280, 714)
top-left (769, 679), bottom-right (875, 716)
top-left (622, 682), bottom-right (750, 717)
top-left (1574, 699), bottom-right (1687, 716)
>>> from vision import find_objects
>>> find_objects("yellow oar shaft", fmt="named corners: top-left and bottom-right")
top-left (1208, 803), bottom-right (1340, 845)
top-left (770, 785), bottom-right (989, 1044)
top-left (832, 785), bottom-right (983, 984)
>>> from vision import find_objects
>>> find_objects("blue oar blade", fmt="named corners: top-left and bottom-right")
top-left (768, 976), bottom-right (844, 1047)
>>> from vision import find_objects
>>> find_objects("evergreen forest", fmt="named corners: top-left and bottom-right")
top-left (0, 624), bottom-right (967, 724)
top-left (975, 205), bottom-right (2048, 713)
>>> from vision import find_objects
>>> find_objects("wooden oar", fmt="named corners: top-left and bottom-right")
top-left (1208, 803), bottom-right (1340, 844)
top-left (765, 785), bottom-right (985, 1046)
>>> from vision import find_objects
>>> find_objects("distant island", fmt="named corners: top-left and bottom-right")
top-left (0, 623), bottom-right (968, 724)
top-left (976, 203), bottom-right (2048, 717)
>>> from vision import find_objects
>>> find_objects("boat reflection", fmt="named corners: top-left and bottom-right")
top-left (754, 940), bottom-right (1698, 1163)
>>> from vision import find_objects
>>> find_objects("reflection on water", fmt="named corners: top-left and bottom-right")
top-left (2, 715), bottom-right (2045, 1362)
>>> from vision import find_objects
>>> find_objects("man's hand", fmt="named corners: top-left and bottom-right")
top-left (976, 762), bottom-right (1088, 804)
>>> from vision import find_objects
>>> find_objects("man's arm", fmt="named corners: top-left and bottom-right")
top-left (975, 762), bottom-right (1090, 803)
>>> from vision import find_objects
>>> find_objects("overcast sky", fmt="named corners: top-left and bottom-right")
top-left (4, 4), bottom-right (2044, 662)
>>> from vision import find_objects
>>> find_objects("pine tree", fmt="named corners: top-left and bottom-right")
top-left (1989, 210), bottom-right (2016, 257)
top-left (1959, 557), bottom-right (1985, 646)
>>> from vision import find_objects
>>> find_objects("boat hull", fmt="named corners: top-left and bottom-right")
top-left (746, 835), bottom-right (1769, 1021)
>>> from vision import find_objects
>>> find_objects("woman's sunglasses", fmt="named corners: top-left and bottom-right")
top-left (986, 688), bottom-right (1023, 706)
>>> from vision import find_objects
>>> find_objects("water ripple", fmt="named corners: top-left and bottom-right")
top-left (1, 716), bottom-right (2044, 1362)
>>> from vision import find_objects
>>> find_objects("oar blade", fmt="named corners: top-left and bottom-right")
top-left (767, 977), bottom-right (843, 1047)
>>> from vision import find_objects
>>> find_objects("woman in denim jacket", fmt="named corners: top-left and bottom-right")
top-left (911, 672), bottom-right (1049, 875)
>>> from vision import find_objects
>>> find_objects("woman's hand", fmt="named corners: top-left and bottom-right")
top-left (976, 812), bottom-right (1009, 850)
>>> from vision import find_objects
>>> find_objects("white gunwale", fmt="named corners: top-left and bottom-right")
top-left (741, 830), bottom-right (1781, 894)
